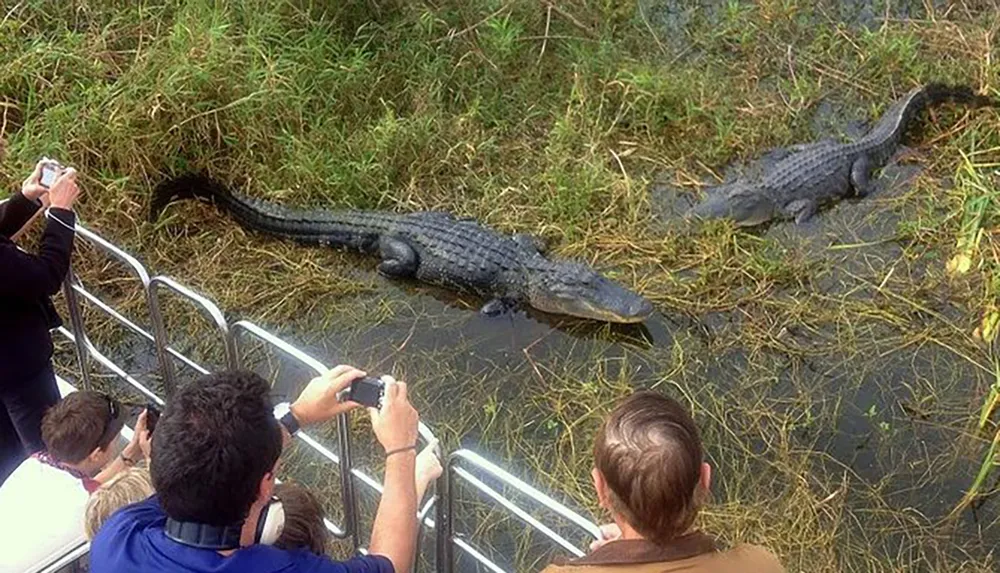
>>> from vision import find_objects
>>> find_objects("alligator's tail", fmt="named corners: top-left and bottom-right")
top-left (149, 174), bottom-right (390, 251)
top-left (149, 173), bottom-right (229, 223)
top-left (913, 83), bottom-right (997, 116)
top-left (866, 83), bottom-right (997, 151)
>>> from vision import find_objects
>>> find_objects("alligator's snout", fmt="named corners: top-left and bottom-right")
top-left (628, 297), bottom-right (655, 320)
top-left (688, 182), bottom-right (778, 228)
top-left (527, 262), bottom-right (654, 323)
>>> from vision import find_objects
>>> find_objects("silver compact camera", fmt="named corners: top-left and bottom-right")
top-left (39, 157), bottom-right (66, 189)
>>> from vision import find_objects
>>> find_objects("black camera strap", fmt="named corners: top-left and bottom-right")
top-left (164, 518), bottom-right (242, 550)
top-left (164, 499), bottom-right (277, 550)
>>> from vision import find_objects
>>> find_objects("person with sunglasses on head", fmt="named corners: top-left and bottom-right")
top-left (0, 158), bottom-right (81, 485)
top-left (0, 390), bottom-right (152, 573)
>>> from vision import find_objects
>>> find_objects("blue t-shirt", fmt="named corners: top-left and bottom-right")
top-left (90, 496), bottom-right (394, 573)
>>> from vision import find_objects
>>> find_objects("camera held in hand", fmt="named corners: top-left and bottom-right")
top-left (38, 157), bottom-right (66, 189)
top-left (145, 403), bottom-right (161, 434)
top-left (337, 376), bottom-right (386, 409)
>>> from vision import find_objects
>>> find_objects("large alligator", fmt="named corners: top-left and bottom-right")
top-left (150, 175), bottom-right (653, 323)
top-left (687, 83), bottom-right (996, 226)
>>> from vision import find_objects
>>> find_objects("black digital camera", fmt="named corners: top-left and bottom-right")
top-left (339, 376), bottom-right (386, 409)
top-left (145, 402), bottom-right (161, 434)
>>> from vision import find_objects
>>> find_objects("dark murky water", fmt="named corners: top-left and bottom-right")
top-left (638, 0), bottom-right (954, 58)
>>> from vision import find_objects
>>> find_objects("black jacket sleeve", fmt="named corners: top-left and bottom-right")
top-left (0, 192), bottom-right (43, 239)
top-left (0, 207), bottom-right (76, 297)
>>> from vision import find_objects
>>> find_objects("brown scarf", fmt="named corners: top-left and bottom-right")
top-left (552, 531), bottom-right (719, 567)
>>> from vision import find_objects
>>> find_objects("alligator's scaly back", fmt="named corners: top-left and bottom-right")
top-left (862, 83), bottom-right (996, 164)
top-left (687, 83), bottom-right (996, 227)
top-left (150, 174), bottom-right (654, 323)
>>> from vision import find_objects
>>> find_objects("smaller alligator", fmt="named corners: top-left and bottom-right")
top-left (150, 175), bottom-right (654, 324)
top-left (687, 83), bottom-right (996, 226)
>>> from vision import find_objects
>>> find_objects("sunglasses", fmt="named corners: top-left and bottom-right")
top-left (95, 395), bottom-right (123, 451)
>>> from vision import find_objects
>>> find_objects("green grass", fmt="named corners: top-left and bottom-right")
top-left (947, 152), bottom-right (1000, 515)
top-left (6, 1), bottom-right (1000, 572)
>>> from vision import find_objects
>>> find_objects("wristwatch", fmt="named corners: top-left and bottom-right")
top-left (273, 402), bottom-right (300, 436)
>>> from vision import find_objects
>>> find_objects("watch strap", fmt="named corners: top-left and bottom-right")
top-left (274, 402), bottom-right (300, 436)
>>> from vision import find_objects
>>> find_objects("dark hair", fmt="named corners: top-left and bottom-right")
top-left (42, 391), bottom-right (124, 464)
top-left (274, 482), bottom-right (328, 555)
top-left (594, 391), bottom-right (704, 545)
top-left (151, 370), bottom-right (282, 525)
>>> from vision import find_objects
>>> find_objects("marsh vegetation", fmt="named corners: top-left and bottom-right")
top-left (3, 1), bottom-right (999, 571)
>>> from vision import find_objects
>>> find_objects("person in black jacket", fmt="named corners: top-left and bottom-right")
top-left (0, 161), bottom-right (81, 484)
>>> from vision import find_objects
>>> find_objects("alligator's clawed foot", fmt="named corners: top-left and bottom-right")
top-left (377, 237), bottom-right (418, 278)
top-left (481, 298), bottom-right (517, 317)
top-left (785, 199), bottom-right (818, 224)
top-left (850, 155), bottom-right (874, 197)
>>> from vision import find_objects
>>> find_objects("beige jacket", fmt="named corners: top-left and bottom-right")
top-left (540, 532), bottom-right (785, 573)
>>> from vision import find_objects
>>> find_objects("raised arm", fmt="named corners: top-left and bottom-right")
top-left (0, 169), bottom-right (80, 297)
top-left (279, 367), bottom-right (420, 573)
top-left (0, 192), bottom-right (42, 239)
top-left (281, 365), bottom-right (367, 447)
top-left (0, 162), bottom-right (47, 238)
top-left (367, 380), bottom-right (419, 573)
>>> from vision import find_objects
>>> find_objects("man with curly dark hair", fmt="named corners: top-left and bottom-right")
top-left (91, 366), bottom-right (422, 573)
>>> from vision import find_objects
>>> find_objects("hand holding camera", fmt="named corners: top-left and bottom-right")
top-left (123, 408), bottom-right (153, 462)
top-left (24, 157), bottom-right (81, 210)
top-left (369, 377), bottom-right (419, 455)
top-left (291, 365), bottom-right (368, 426)
top-left (47, 166), bottom-right (80, 211)
top-left (291, 366), bottom-right (419, 456)
top-left (21, 157), bottom-right (67, 202)
top-left (21, 161), bottom-right (49, 202)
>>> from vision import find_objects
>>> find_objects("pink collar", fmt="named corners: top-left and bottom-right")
top-left (31, 451), bottom-right (101, 493)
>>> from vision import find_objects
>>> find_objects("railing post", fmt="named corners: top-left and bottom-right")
top-left (147, 276), bottom-right (235, 397)
top-left (229, 329), bottom-right (244, 370)
top-left (337, 412), bottom-right (360, 550)
top-left (61, 269), bottom-right (91, 390)
top-left (435, 461), bottom-right (454, 573)
top-left (145, 286), bottom-right (178, 399)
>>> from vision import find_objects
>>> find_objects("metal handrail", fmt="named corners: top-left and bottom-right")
top-left (148, 275), bottom-right (236, 396)
top-left (71, 282), bottom-right (211, 376)
top-left (56, 327), bottom-right (164, 406)
top-left (453, 450), bottom-right (602, 542)
top-left (46, 211), bottom-right (177, 398)
top-left (435, 450), bottom-right (600, 573)
top-left (231, 320), bottom-right (360, 545)
top-left (36, 216), bottom-right (599, 572)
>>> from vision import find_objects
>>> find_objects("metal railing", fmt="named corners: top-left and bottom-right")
top-left (37, 209), bottom-right (600, 572)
